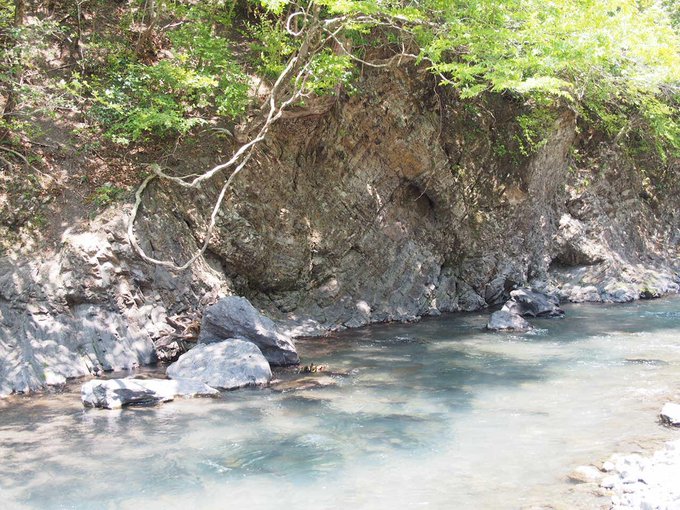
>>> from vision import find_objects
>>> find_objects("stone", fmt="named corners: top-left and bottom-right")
top-left (81, 378), bottom-right (219, 409)
top-left (502, 288), bottom-right (565, 318)
top-left (167, 339), bottom-right (272, 390)
top-left (660, 402), bottom-right (680, 426)
top-left (486, 310), bottom-right (533, 332)
top-left (568, 465), bottom-right (604, 484)
top-left (198, 296), bottom-right (299, 366)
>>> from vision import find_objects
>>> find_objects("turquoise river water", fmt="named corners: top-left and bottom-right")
top-left (1, 296), bottom-right (679, 509)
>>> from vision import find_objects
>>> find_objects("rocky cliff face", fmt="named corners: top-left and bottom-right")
top-left (1, 64), bottom-right (678, 395)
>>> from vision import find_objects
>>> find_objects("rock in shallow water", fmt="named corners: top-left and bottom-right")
top-left (198, 296), bottom-right (299, 366)
top-left (660, 402), bottom-right (680, 426)
top-left (167, 339), bottom-right (272, 390)
top-left (502, 288), bottom-right (564, 318)
top-left (487, 310), bottom-right (533, 332)
top-left (81, 378), bottom-right (219, 409)
top-left (568, 465), bottom-right (605, 484)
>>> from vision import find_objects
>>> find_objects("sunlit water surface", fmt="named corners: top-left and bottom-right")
top-left (1, 297), bottom-right (680, 509)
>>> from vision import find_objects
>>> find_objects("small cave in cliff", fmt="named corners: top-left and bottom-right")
top-left (398, 183), bottom-right (436, 221)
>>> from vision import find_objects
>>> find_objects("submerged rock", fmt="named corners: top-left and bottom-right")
top-left (167, 339), bottom-right (272, 390)
top-left (487, 310), bottom-right (533, 332)
top-left (660, 402), bottom-right (680, 426)
top-left (270, 375), bottom-right (338, 392)
top-left (81, 378), bottom-right (218, 409)
top-left (199, 296), bottom-right (299, 366)
top-left (502, 288), bottom-right (565, 318)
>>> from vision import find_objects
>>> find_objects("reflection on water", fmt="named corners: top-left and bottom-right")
top-left (1, 296), bottom-right (679, 509)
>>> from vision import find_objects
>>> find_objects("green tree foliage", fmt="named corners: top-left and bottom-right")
top-left (67, 3), bottom-right (250, 144)
top-left (418, 0), bottom-right (680, 157)
top-left (2, 0), bottom-right (679, 158)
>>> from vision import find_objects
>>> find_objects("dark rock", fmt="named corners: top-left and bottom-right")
top-left (167, 339), bottom-right (272, 390)
top-left (198, 296), bottom-right (299, 366)
top-left (487, 310), bottom-right (533, 332)
top-left (502, 288), bottom-right (564, 318)
top-left (81, 378), bottom-right (219, 409)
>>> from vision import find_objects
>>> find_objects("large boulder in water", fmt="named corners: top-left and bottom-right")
top-left (198, 296), bottom-right (299, 366)
top-left (502, 288), bottom-right (564, 318)
top-left (487, 310), bottom-right (534, 332)
top-left (81, 378), bottom-right (219, 409)
top-left (167, 339), bottom-right (272, 390)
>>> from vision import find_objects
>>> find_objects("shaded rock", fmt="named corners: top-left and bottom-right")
top-left (553, 214), bottom-right (606, 267)
top-left (660, 402), bottom-right (680, 426)
top-left (502, 288), bottom-right (564, 318)
top-left (154, 336), bottom-right (192, 363)
top-left (487, 310), bottom-right (533, 332)
top-left (81, 378), bottom-right (218, 409)
top-left (198, 297), bottom-right (299, 366)
top-left (167, 339), bottom-right (272, 390)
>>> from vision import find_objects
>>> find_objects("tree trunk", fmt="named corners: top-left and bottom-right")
top-left (135, 0), bottom-right (158, 58)
top-left (14, 0), bottom-right (25, 25)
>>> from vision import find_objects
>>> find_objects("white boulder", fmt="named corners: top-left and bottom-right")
top-left (167, 339), bottom-right (272, 390)
top-left (81, 378), bottom-right (219, 409)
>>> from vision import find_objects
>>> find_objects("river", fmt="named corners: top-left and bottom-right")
top-left (1, 296), bottom-right (679, 509)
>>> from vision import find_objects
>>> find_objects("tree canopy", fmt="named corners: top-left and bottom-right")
top-left (2, 0), bottom-right (679, 155)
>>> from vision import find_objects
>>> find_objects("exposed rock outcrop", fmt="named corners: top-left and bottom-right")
top-left (0, 211), bottom-right (230, 397)
top-left (166, 339), bottom-right (272, 390)
top-left (81, 377), bottom-right (219, 409)
top-left (198, 296), bottom-right (299, 366)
